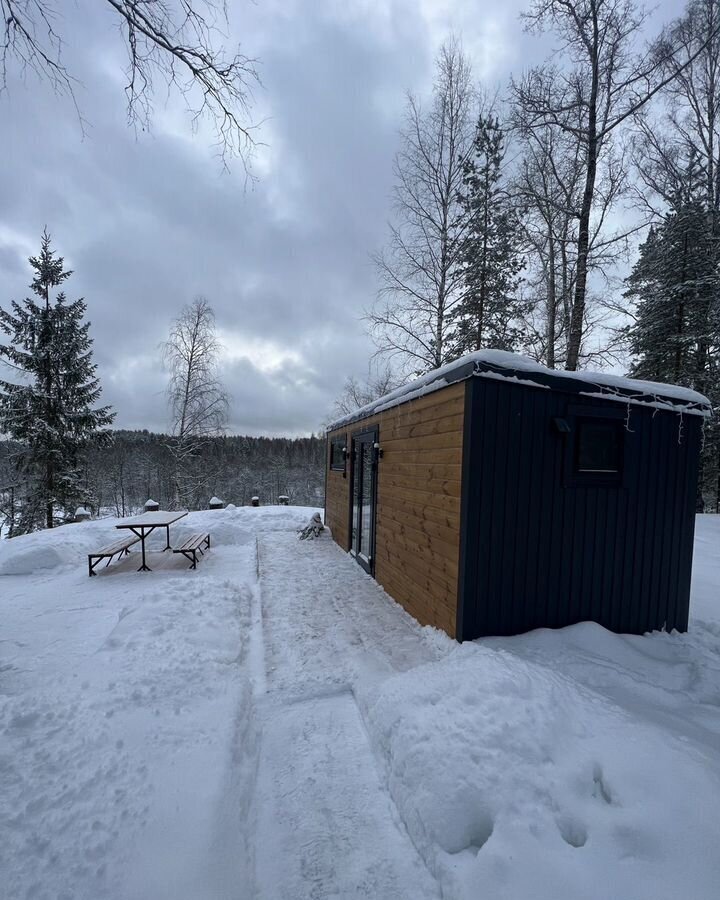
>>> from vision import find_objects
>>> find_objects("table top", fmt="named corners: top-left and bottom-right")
top-left (116, 510), bottom-right (188, 529)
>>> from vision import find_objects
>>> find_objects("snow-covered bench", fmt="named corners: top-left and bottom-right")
top-left (173, 533), bottom-right (211, 569)
top-left (88, 535), bottom-right (141, 576)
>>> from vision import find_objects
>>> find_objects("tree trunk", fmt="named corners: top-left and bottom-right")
top-left (566, 11), bottom-right (600, 371)
top-left (546, 230), bottom-right (557, 369)
top-left (476, 183), bottom-right (490, 351)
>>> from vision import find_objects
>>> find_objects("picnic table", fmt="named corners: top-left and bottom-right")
top-left (115, 510), bottom-right (188, 572)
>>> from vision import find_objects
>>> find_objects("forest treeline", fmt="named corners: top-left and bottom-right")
top-left (0, 431), bottom-right (324, 532)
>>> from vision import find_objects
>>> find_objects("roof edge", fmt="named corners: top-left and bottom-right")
top-left (325, 350), bottom-right (712, 432)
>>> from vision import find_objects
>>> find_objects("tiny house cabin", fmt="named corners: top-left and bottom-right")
top-left (324, 351), bottom-right (711, 641)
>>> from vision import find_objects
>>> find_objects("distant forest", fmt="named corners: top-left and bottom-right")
top-left (0, 431), bottom-right (325, 523)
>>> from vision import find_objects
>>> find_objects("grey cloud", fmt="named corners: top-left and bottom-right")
top-left (4, 0), bottom-right (661, 435)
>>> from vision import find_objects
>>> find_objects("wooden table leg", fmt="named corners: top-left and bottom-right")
top-left (163, 524), bottom-right (171, 551)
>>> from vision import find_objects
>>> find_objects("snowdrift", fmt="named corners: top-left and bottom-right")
top-left (364, 633), bottom-right (720, 900)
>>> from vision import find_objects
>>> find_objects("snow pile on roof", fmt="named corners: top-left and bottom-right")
top-left (327, 349), bottom-right (712, 430)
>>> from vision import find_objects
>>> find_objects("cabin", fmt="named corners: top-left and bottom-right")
top-left (324, 350), bottom-right (711, 641)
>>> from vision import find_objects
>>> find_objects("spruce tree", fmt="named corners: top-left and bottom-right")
top-left (0, 231), bottom-right (115, 532)
top-left (625, 201), bottom-right (719, 389)
top-left (453, 114), bottom-right (525, 355)
top-left (625, 200), bottom-right (720, 510)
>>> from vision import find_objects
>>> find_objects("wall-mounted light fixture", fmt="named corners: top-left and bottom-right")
top-left (373, 441), bottom-right (384, 460)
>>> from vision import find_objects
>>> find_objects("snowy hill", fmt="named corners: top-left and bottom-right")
top-left (1, 508), bottom-right (719, 900)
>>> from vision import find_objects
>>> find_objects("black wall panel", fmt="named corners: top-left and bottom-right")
top-left (458, 377), bottom-right (701, 640)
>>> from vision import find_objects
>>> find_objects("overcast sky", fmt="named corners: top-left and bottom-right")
top-left (0, 0), bottom-right (686, 436)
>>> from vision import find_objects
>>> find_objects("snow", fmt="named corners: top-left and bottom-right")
top-left (2, 508), bottom-right (720, 899)
top-left (116, 510), bottom-right (189, 527)
top-left (327, 349), bottom-right (712, 430)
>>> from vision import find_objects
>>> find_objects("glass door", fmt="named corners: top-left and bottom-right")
top-left (350, 429), bottom-right (378, 574)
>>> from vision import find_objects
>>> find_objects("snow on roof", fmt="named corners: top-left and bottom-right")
top-left (327, 350), bottom-right (712, 431)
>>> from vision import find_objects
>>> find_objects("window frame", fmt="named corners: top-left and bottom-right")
top-left (329, 435), bottom-right (347, 473)
top-left (564, 405), bottom-right (627, 488)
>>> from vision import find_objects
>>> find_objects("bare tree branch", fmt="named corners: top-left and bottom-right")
top-left (0, 0), bottom-right (260, 163)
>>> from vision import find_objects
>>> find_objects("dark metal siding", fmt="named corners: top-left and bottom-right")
top-left (458, 377), bottom-right (701, 640)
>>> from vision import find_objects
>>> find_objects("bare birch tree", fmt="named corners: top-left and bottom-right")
top-left (514, 0), bottom-right (720, 370)
top-left (332, 363), bottom-right (399, 419)
top-left (514, 122), bottom-right (581, 368)
top-left (636, 0), bottom-right (720, 224)
top-left (367, 39), bottom-right (477, 374)
top-left (512, 73), bottom-right (630, 369)
top-left (1, 0), bottom-right (259, 160)
top-left (163, 297), bottom-right (229, 507)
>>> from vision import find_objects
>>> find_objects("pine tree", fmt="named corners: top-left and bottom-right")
top-left (0, 231), bottom-right (115, 532)
top-left (453, 113), bottom-right (525, 356)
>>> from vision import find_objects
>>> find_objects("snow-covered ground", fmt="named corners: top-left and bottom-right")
top-left (1, 508), bottom-right (719, 900)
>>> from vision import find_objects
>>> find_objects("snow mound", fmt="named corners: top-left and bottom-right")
top-left (363, 641), bottom-right (720, 900)
top-left (172, 518), bottom-right (253, 548)
top-left (0, 543), bottom-right (68, 576)
top-left (0, 521), bottom-right (108, 576)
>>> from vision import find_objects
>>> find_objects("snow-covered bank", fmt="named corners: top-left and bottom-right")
top-left (361, 516), bottom-right (720, 900)
top-left (1, 508), bottom-right (719, 899)
top-left (364, 633), bottom-right (720, 900)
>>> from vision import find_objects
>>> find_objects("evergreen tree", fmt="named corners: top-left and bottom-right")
top-left (0, 231), bottom-right (115, 532)
top-left (625, 200), bottom-right (720, 510)
top-left (453, 113), bottom-right (525, 356)
top-left (625, 201), bottom-right (719, 389)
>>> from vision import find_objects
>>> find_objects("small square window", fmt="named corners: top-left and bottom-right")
top-left (575, 419), bottom-right (623, 474)
top-left (329, 437), bottom-right (346, 471)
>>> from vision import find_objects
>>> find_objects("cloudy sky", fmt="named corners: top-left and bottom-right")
top-left (0, 0), bottom-right (686, 436)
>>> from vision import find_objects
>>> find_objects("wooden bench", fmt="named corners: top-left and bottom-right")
top-left (173, 533), bottom-right (211, 569)
top-left (88, 535), bottom-right (141, 576)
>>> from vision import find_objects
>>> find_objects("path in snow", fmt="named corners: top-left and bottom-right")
top-left (254, 693), bottom-right (438, 900)
top-left (258, 531), bottom-right (440, 696)
top-left (251, 532), bottom-right (441, 899)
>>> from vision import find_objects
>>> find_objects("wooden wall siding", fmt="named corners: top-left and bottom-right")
top-left (325, 382), bottom-right (466, 637)
top-left (459, 377), bottom-right (701, 640)
top-left (324, 432), bottom-right (351, 550)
